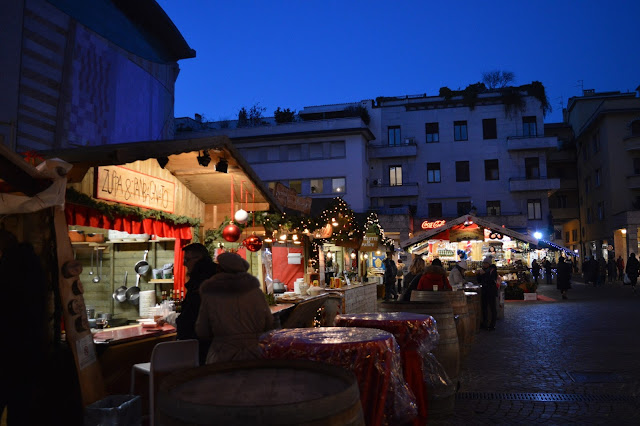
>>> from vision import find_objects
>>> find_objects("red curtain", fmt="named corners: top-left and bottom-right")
top-left (65, 203), bottom-right (193, 290)
top-left (272, 246), bottom-right (304, 290)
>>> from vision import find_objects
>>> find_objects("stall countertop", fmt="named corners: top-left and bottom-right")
top-left (270, 303), bottom-right (294, 314)
top-left (93, 323), bottom-right (176, 345)
top-left (319, 281), bottom-right (376, 292)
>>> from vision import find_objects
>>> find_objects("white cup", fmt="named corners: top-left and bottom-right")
top-left (433, 285), bottom-right (439, 291)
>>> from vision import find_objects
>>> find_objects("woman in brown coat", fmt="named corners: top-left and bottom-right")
top-left (196, 252), bottom-right (274, 364)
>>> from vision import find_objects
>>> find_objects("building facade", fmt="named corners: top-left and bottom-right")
top-left (567, 89), bottom-right (640, 262)
top-left (0, 0), bottom-right (194, 153)
top-left (178, 84), bottom-right (575, 248)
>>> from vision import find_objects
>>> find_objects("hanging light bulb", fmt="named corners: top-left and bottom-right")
top-left (350, 252), bottom-right (356, 259)
top-left (364, 253), bottom-right (369, 259)
top-left (279, 233), bottom-right (288, 243)
top-left (326, 252), bottom-right (332, 259)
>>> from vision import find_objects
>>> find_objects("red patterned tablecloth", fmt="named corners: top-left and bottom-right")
top-left (335, 312), bottom-right (438, 426)
top-left (259, 327), bottom-right (416, 426)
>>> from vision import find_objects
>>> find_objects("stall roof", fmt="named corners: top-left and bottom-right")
top-left (401, 214), bottom-right (539, 250)
top-left (37, 136), bottom-right (283, 212)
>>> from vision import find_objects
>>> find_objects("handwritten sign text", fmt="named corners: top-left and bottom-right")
top-left (95, 166), bottom-right (175, 213)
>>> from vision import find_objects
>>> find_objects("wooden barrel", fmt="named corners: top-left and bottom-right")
top-left (379, 300), bottom-right (460, 386)
top-left (465, 291), bottom-right (480, 333)
top-left (410, 290), bottom-right (473, 360)
top-left (157, 359), bottom-right (364, 426)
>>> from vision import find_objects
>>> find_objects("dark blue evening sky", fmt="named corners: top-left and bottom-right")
top-left (159, 0), bottom-right (640, 124)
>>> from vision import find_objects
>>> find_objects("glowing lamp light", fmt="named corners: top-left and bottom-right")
top-left (621, 229), bottom-right (627, 234)
top-left (533, 232), bottom-right (542, 239)
top-left (326, 252), bottom-right (332, 259)
top-left (364, 253), bottom-right (369, 259)
top-left (350, 252), bottom-right (356, 259)
top-left (279, 233), bottom-right (288, 242)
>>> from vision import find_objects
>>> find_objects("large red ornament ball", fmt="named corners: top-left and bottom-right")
top-left (222, 223), bottom-right (242, 242)
top-left (244, 234), bottom-right (263, 252)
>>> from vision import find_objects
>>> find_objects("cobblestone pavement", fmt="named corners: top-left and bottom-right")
top-left (429, 278), bottom-right (640, 425)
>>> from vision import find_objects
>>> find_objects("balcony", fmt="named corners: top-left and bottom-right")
top-left (368, 139), bottom-right (417, 158)
top-left (506, 135), bottom-right (558, 151)
top-left (624, 135), bottom-right (640, 151)
top-left (559, 178), bottom-right (578, 190)
top-left (369, 182), bottom-right (419, 198)
top-left (626, 174), bottom-right (640, 189)
top-left (550, 207), bottom-right (579, 221)
top-left (509, 177), bottom-right (561, 192)
top-left (482, 213), bottom-right (528, 228)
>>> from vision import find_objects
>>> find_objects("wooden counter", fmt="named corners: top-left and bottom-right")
top-left (93, 323), bottom-right (176, 346)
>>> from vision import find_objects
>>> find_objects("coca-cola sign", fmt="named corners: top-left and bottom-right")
top-left (421, 220), bottom-right (446, 230)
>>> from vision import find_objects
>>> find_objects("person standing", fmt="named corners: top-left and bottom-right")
top-left (477, 256), bottom-right (499, 330)
top-left (543, 258), bottom-right (552, 285)
top-left (625, 253), bottom-right (640, 295)
top-left (177, 243), bottom-right (217, 365)
top-left (617, 256), bottom-right (625, 281)
top-left (597, 256), bottom-right (607, 287)
top-left (557, 256), bottom-right (572, 299)
top-left (383, 253), bottom-right (399, 301)
top-left (417, 258), bottom-right (452, 291)
top-left (196, 252), bottom-right (274, 363)
top-left (531, 259), bottom-right (541, 285)
top-left (607, 257), bottom-right (617, 284)
top-left (396, 259), bottom-right (405, 294)
top-left (399, 256), bottom-right (426, 301)
top-left (448, 260), bottom-right (468, 291)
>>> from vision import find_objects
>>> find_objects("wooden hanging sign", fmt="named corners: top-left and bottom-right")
top-left (95, 166), bottom-right (175, 213)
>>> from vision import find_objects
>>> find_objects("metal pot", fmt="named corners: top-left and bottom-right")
top-left (128, 251), bottom-right (149, 305)
top-left (113, 271), bottom-right (128, 303)
top-left (134, 250), bottom-right (150, 276)
top-left (273, 280), bottom-right (285, 294)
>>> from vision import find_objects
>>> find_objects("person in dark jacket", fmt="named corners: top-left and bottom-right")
top-left (531, 259), bottom-right (541, 285)
top-left (556, 256), bottom-right (572, 299)
top-left (607, 257), bottom-right (616, 284)
top-left (616, 256), bottom-right (625, 281)
top-left (625, 253), bottom-right (640, 294)
top-left (399, 256), bottom-right (426, 302)
top-left (383, 253), bottom-right (398, 301)
top-left (417, 258), bottom-right (452, 291)
top-left (477, 256), bottom-right (499, 330)
top-left (177, 243), bottom-right (217, 364)
top-left (543, 258), bottom-right (553, 285)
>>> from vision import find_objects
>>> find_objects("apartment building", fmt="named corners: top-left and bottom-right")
top-left (566, 89), bottom-right (640, 261)
top-left (178, 84), bottom-right (572, 247)
top-left (0, 0), bottom-right (194, 152)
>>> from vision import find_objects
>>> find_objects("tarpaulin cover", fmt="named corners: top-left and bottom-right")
top-left (335, 312), bottom-right (439, 426)
top-left (260, 327), bottom-right (417, 426)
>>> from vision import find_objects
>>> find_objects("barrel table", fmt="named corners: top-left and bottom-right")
top-left (335, 312), bottom-right (438, 426)
top-left (260, 327), bottom-right (417, 426)
top-left (156, 359), bottom-right (364, 425)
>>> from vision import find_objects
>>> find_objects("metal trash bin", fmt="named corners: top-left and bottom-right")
top-left (496, 282), bottom-right (507, 320)
top-left (84, 394), bottom-right (141, 426)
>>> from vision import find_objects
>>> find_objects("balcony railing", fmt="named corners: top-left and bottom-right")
top-left (624, 135), bottom-right (640, 151)
top-left (368, 139), bottom-right (417, 158)
top-left (506, 135), bottom-right (558, 151)
top-left (626, 174), bottom-right (640, 189)
top-left (369, 182), bottom-right (419, 198)
top-left (509, 177), bottom-right (561, 192)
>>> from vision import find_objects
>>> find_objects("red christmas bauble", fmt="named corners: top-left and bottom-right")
top-left (244, 234), bottom-right (263, 252)
top-left (222, 223), bottom-right (242, 242)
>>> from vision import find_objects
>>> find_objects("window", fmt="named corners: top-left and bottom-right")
top-left (425, 122), bottom-right (439, 143)
top-left (523, 116), bottom-right (537, 137)
top-left (310, 179), bottom-right (323, 194)
top-left (454, 121), bottom-right (468, 141)
top-left (486, 200), bottom-right (501, 216)
top-left (482, 118), bottom-right (497, 139)
top-left (634, 158), bottom-right (640, 175)
top-left (456, 161), bottom-right (470, 182)
top-left (309, 143), bottom-right (323, 159)
top-left (572, 229), bottom-right (577, 241)
top-left (457, 201), bottom-right (472, 216)
top-left (332, 178), bottom-right (346, 193)
top-left (584, 176), bottom-right (591, 194)
top-left (287, 145), bottom-right (301, 161)
top-left (330, 141), bottom-right (345, 158)
top-left (525, 157), bottom-right (540, 179)
top-left (597, 201), bottom-right (604, 220)
top-left (484, 159), bottom-right (499, 180)
top-left (388, 126), bottom-right (401, 146)
top-left (554, 195), bottom-right (568, 208)
top-left (427, 163), bottom-right (441, 183)
top-left (595, 169), bottom-right (601, 187)
top-left (527, 199), bottom-right (542, 219)
top-left (428, 203), bottom-right (442, 217)
top-left (592, 131), bottom-right (600, 153)
top-left (289, 180), bottom-right (301, 194)
top-left (389, 166), bottom-right (403, 186)
top-left (555, 229), bottom-right (562, 239)
top-left (267, 146), bottom-right (279, 161)
top-left (565, 231), bottom-right (570, 243)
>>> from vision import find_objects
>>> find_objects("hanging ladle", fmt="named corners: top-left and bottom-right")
top-left (89, 248), bottom-right (94, 276)
top-left (93, 248), bottom-right (101, 283)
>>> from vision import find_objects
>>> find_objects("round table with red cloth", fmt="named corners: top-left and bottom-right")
top-left (335, 312), bottom-right (439, 426)
top-left (259, 327), bottom-right (417, 426)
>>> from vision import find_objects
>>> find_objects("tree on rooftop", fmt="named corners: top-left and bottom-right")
top-left (482, 70), bottom-right (515, 89)
top-left (274, 107), bottom-right (296, 124)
